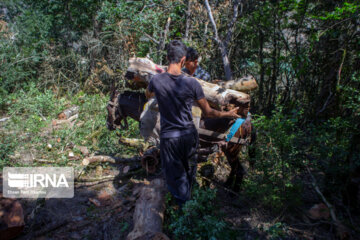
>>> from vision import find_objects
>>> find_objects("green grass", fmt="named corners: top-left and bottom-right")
top-left (0, 85), bottom-right (139, 170)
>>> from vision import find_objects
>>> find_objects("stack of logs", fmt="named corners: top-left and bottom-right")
top-left (125, 57), bottom-right (258, 117)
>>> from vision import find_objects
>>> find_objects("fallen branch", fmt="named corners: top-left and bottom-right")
top-left (75, 175), bottom-right (116, 182)
top-left (306, 166), bottom-right (349, 239)
top-left (34, 159), bottom-right (56, 164)
top-left (119, 137), bottom-right (147, 149)
top-left (82, 155), bottom-right (140, 166)
top-left (74, 169), bottom-right (144, 186)
top-left (74, 179), bottom-right (116, 187)
top-left (52, 114), bottom-right (78, 129)
top-left (200, 176), bottom-right (241, 198)
top-left (0, 117), bottom-right (10, 122)
top-left (33, 219), bottom-right (68, 237)
top-left (58, 106), bottom-right (79, 120)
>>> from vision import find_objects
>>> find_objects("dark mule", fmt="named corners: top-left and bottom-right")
top-left (106, 89), bottom-right (146, 130)
top-left (106, 91), bottom-right (256, 191)
top-left (200, 117), bottom-right (256, 192)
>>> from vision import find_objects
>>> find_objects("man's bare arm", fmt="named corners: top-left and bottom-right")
top-left (196, 98), bottom-right (240, 119)
top-left (145, 88), bottom-right (155, 99)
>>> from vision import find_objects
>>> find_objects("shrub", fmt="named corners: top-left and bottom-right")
top-left (165, 186), bottom-right (235, 240)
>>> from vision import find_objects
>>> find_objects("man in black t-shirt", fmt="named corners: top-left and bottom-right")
top-left (146, 40), bottom-right (239, 205)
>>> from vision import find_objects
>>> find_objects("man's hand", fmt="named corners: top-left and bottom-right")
top-left (222, 107), bottom-right (241, 119)
top-left (196, 98), bottom-right (240, 119)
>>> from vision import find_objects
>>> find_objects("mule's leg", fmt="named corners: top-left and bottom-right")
top-left (233, 159), bottom-right (246, 192)
top-left (224, 156), bottom-right (237, 189)
top-left (225, 157), bottom-right (245, 192)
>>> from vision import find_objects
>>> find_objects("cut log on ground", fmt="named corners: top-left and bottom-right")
top-left (141, 147), bottom-right (160, 174)
top-left (218, 76), bottom-right (258, 92)
top-left (58, 106), bottom-right (79, 120)
top-left (52, 114), bottom-right (78, 129)
top-left (125, 57), bottom-right (250, 116)
top-left (126, 178), bottom-right (169, 240)
top-left (82, 152), bottom-right (160, 174)
top-left (119, 137), bottom-right (147, 149)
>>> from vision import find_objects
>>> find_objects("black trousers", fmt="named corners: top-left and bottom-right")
top-left (160, 131), bottom-right (198, 204)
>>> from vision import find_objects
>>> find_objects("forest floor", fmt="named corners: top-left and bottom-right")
top-left (0, 91), bottom-right (358, 240)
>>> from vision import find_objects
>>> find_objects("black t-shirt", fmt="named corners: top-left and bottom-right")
top-left (148, 72), bottom-right (205, 138)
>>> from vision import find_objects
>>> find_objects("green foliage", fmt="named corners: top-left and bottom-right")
top-left (266, 222), bottom-right (288, 239)
top-left (96, 0), bottom-right (186, 62)
top-left (244, 104), bottom-right (304, 211)
top-left (0, 5), bottom-right (51, 93)
top-left (165, 186), bottom-right (235, 240)
top-left (340, 73), bottom-right (360, 117)
top-left (0, 133), bottom-right (17, 169)
top-left (0, 0), bottom-right (359, 236)
top-left (318, 2), bottom-right (360, 20)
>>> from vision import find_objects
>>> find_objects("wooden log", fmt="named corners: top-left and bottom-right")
top-left (125, 57), bottom-right (250, 116)
top-left (126, 178), bottom-right (169, 240)
top-left (119, 137), bottom-right (147, 149)
top-left (141, 147), bottom-right (160, 174)
top-left (0, 117), bottom-right (10, 122)
top-left (197, 79), bottom-right (250, 115)
top-left (52, 114), bottom-right (78, 129)
top-left (82, 155), bottom-right (140, 166)
top-left (218, 76), bottom-right (258, 92)
top-left (58, 106), bottom-right (79, 120)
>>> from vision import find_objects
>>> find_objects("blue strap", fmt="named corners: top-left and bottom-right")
top-left (225, 118), bottom-right (246, 142)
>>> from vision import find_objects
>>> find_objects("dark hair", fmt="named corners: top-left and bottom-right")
top-left (167, 40), bottom-right (187, 64)
top-left (186, 47), bottom-right (199, 62)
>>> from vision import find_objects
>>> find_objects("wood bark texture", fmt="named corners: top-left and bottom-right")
top-left (126, 178), bottom-right (169, 240)
top-left (204, 0), bottom-right (232, 80)
top-left (125, 57), bottom-right (250, 116)
top-left (82, 155), bottom-right (140, 166)
top-left (218, 76), bottom-right (258, 92)
top-left (58, 106), bottom-right (79, 120)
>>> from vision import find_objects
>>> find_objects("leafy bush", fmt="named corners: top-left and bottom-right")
top-left (165, 186), bottom-right (235, 240)
top-left (0, 6), bottom-right (51, 93)
top-left (244, 105), bottom-right (304, 211)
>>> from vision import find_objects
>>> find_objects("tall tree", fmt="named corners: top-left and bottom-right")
top-left (204, 0), bottom-right (241, 80)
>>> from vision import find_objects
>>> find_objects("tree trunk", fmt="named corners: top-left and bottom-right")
top-left (204, 0), bottom-right (233, 80)
top-left (158, 17), bottom-right (171, 65)
top-left (258, 27), bottom-right (264, 110)
top-left (219, 41), bottom-right (233, 81)
top-left (184, 0), bottom-right (192, 41)
top-left (126, 179), bottom-right (169, 240)
top-left (125, 58), bottom-right (250, 116)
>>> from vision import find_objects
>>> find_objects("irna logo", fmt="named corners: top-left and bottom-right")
top-left (8, 173), bottom-right (69, 188)
top-left (3, 167), bottom-right (74, 198)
